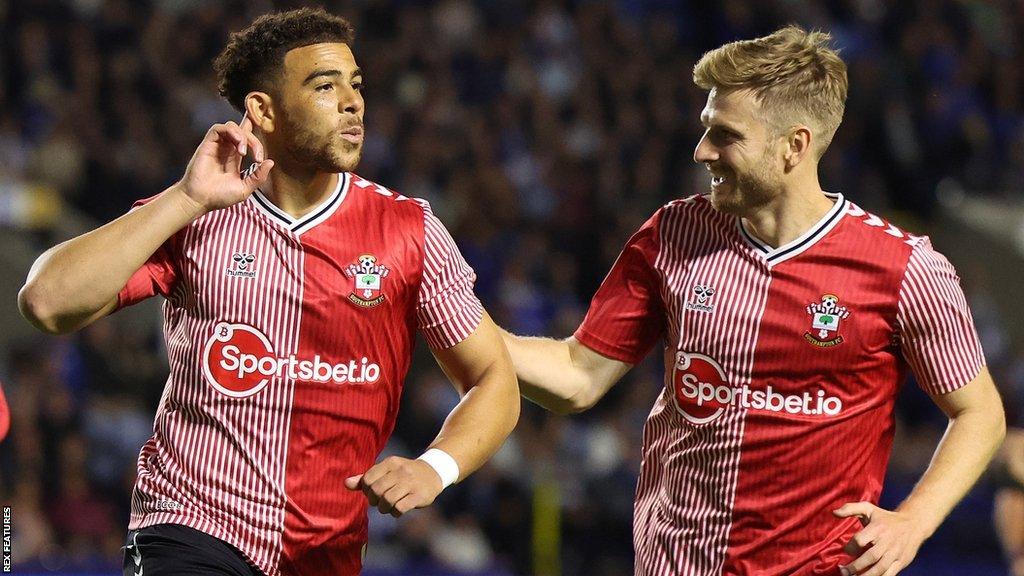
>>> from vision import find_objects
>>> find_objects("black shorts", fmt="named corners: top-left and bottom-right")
top-left (122, 524), bottom-right (263, 576)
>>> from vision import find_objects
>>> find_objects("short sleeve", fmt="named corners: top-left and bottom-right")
top-left (415, 202), bottom-right (484, 350)
top-left (896, 238), bottom-right (985, 395)
top-left (116, 197), bottom-right (180, 309)
top-left (574, 210), bottom-right (664, 364)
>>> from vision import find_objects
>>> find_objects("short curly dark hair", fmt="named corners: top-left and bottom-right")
top-left (214, 8), bottom-right (356, 112)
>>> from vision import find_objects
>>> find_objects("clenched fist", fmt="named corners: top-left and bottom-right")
top-left (345, 456), bottom-right (444, 518)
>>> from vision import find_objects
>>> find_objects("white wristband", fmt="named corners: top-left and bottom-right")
top-left (417, 448), bottom-right (460, 489)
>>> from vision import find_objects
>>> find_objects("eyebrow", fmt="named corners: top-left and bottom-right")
top-left (700, 114), bottom-right (742, 133)
top-left (302, 68), bottom-right (363, 85)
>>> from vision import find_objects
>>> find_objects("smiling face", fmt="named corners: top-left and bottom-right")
top-left (693, 88), bottom-right (785, 216)
top-left (273, 42), bottom-right (365, 173)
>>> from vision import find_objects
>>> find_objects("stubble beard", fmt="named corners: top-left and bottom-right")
top-left (710, 150), bottom-right (781, 217)
top-left (285, 123), bottom-right (363, 174)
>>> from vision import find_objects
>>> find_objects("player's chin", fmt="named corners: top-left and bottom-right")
top-left (709, 187), bottom-right (741, 215)
top-left (329, 146), bottom-right (362, 173)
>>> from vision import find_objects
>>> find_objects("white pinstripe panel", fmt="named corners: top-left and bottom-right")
top-left (129, 199), bottom-right (303, 576)
top-left (413, 200), bottom-right (484, 349)
top-left (896, 238), bottom-right (984, 395)
top-left (634, 199), bottom-right (771, 576)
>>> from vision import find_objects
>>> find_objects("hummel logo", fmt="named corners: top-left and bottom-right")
top-left (686, 284), bottom-right (716, 313)
top-left (226, 251), bottom-right (257, 278)
top-left (693, 285), bottom-right (715, 304)
top-left (233, 253), bottom-right (255, 270)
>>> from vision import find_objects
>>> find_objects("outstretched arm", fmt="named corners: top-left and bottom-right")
top-left (19, 118), bottom-right (272, 334)
top-left (345, 313), bottom-right (519, 517)
top-left (500, 331), bottom-right (632, 414)
top-left (496, 208), bottom-right (661, 414)
top-left (835, 367), bottom-right (1006, 576)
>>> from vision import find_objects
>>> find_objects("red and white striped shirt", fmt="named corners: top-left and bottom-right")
top-left (575, 193), bottom-right (984, 576)
top-left (118, 173), bottom-right (483, 575)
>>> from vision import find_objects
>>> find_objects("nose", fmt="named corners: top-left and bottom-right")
top-left (339, 84), bottom-right (363, 116)
top-left (693, 131), bottom-right (718, 164)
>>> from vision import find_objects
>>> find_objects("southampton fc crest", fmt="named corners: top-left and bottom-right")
top-left (344, 254), bottom-right (390, 308)
top-left (804, 294), bottom-right (850, 347)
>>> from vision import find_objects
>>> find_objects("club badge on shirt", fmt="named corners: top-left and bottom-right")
top-left (344, 254), bottom-right (390, 308)
top-left (804, 293), bottom-right (850, 347)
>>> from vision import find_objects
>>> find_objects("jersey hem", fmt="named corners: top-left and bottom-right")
top-left (422, 300), bottom-right (485, 350)
top-left (920, 360), bottom-right (986, 397)
top-left (129, 512), bottom-right (274, 576)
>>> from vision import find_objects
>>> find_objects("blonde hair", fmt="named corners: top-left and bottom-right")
top-left (693, 25), bottom-right (848, 158)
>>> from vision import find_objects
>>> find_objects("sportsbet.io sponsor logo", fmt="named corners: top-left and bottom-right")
top-left (203, 322), bottom-right (381, 398)
top-left (670, 351), bottom-right (843, 424)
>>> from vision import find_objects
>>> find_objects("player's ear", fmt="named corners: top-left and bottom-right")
top-left (784, 125), bottom-right (813, 169)
top-left (244, 91), bottom-right (275, 134)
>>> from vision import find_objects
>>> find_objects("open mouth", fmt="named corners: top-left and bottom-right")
top-left (705, 163), bottom-right (729, 188)
top-left (711, 172), bottom-right (733, 189)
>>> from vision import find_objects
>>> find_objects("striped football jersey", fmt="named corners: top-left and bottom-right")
top-left (118, 173), bottom-right (483, 575)
top-left (575, 193), bottom-right (984, 576)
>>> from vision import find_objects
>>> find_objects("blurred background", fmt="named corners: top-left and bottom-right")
top-left (1, 0), bottom-right (1023, 574)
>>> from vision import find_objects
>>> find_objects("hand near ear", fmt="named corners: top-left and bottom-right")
top-left (177, 115), bottom-right (274, 215)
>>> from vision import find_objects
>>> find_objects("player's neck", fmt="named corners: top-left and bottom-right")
top-left (741, 186), bottom-right (836, 249)
top-left (261, 169), bottom-right (339, 219)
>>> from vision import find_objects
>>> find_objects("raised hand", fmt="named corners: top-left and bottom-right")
top-left (834, 502), bottom-right (928, 576)
top-left (177, 116), bottom-right (274, 214)
top-left (344, 456), bottom-right (444, 518)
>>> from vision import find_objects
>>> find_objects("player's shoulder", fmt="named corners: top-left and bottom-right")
top-left (837, 200), bottom-right (960, 280)
top-left (663, 193), bottom-right (712, 213)
top-left (840, 200), bottom-right (927, 252)
top-left (662, 193), bottom-right (724, 219)
top-left (348, 173), bottom-right (409, 204)
top-left (347, 173), bottom-right (426, 216)
top-left (655, 193), bottom-right (729, 231)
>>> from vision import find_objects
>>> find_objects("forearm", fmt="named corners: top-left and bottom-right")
top-left (500, 330), bottom-right (593, 413)
top-left (19, 183), bottom-right (204, 333)
top-left (897, 407), bottom-right (1006, 537)
top-left (429, 359), bottom-right (520, 481)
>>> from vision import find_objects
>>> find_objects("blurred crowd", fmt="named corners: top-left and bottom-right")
top-left (1, 0), bottom-right (1023, 574)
